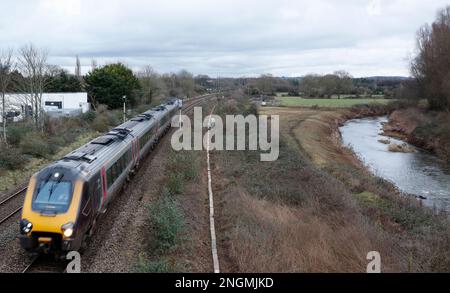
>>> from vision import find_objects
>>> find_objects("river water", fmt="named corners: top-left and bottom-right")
top-left (340, 116), bottom-right (450, 213)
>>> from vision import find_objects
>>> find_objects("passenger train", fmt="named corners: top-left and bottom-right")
top-left (19, 99), bottom-right (183, 254)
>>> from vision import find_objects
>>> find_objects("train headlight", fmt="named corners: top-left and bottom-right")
top-left (61, 222), bottom-right (74, 238)
top-left (20, 219), bottom-right (32, 234)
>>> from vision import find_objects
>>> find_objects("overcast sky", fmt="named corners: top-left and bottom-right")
top-left (1, 0), bottom-right (448, 77)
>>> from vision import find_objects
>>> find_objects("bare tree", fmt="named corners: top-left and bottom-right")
top-left (411, 5), bottom-right (450, 110)
top-left (256, 74), bottom-right (274, 96)
top-left (17, 44), bottom-right (49, 129)
top-left (0, 49), bottom-right (15, 142)
top-left (177, 70), bottom-right (195, 98)
top-left (137, 65), bottom-right (162, 104)
top-left (299, 74), bottom-right (321, 97)
top-left (334, 71), bottom-right (353, 99)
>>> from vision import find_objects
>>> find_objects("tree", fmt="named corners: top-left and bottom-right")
top-left (299, 72), bottom-right (353, 98)
top-left (411, 5), bottom-right (450, 110)
top-left (334, 71), bottom-right (353, 99)
top-left (321, 74), bottom-right (339, 98)
top-left (299, 74), bottom-right (321, 97)
top-left (84, 63), bottom-right (140, 109)
top-left (17, 44), bottom-right (49, 129)
top-left (75, 55), bottom-right (81, 80)
top-left (0, 49), bottom-right (14, 142)
top-left (137, 65), bottom-right (163, 104)
top-left (177, 70), bottom-right (195, 98)
top-left (46, 67), bottom-right (82, 92)
top-left (256, 74), bottom-right (274, 95)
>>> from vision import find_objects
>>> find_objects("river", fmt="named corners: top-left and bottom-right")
top-left (340, 116), bottom-right (450, 214)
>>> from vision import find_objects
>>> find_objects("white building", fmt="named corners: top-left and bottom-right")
top-left (0, 92), bottom-right (90, 122)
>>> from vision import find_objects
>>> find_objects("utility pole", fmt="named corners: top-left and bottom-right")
top-left (122, 95), bottom-right (127, 123)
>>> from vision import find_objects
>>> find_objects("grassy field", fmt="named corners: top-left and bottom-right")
top-left (277, 97), bottom-right (393, 108)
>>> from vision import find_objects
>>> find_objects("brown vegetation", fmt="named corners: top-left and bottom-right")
top-left (383, 107), bottom-right (450, 162)
top-left (388, 143), bottom-right (416, 153)
top-left (210, 99), bottom-right (450, 272)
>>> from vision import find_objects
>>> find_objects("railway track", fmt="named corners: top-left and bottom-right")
top-left (0, 95), bottom-right (214, 228)
top-left (22, 255), bottom-right (68, 273)
top-left (11, 94), bottom-right (216, 273)
top-left (0, 186), bottom-right (27, 226)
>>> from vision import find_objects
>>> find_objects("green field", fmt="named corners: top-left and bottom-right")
top-left (277, 97), bottom-right (393, 108)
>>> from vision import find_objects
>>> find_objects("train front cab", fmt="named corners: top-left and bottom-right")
top-left (19, 167), bottom-right (101, 254)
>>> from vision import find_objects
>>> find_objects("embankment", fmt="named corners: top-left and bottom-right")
top-left (383, 107), bottom-right (450, 162)
top-left (254, 105), bottom-right (450, 272)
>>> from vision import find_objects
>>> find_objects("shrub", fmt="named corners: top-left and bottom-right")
top-left (96, 104), bottom-right (109, 114)
top-left (168, 152), bottom-right (200, 182)
top-left (167, 173), bottom-right (184, 195)
top-left (245, 102), bottom-right (259, 116)
top-left (6, 123), bottom-right (34, 146)
top-left (135, 258), bottom-right (172, 273)
top-left (80, 111), bottom-right (97, 123)
top-left (0, 144), bottom-right (28, 170)
top-left (106, 112), bottom-right (120, 126)
top-left (148, 190), bottom-right (185, 253)
top-left (47, 136), bottom-right (65, 154)
top-left (62, 131), bottom-right (78, 144)
top-left (19, 133), bottom-right (51, 158)
top-left (91, 115), bottom-right (109, 132)
top-left (44, 116), bottom-right (62, 136)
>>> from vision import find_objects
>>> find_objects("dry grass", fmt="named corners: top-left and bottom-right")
top-left (212, 100), bottom-right (450, 273)
top-left (223, 188), bottom-right (402, 272)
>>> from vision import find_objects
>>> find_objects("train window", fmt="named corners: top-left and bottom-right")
top-left (32, 180), bottom-right (73, 213)
top-left (105, 150), bottom-right (132, 190)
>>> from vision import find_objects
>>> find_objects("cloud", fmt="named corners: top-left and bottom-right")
top-left (0, 0), bottom-right (448, 77)
top-left (367, 0), bottom-right (382, 16)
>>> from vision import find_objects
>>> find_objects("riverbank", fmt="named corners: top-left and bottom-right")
top-left (383, 107), bottom-right (450, 163)
top-left (255, 105), bottom-right (450, 272)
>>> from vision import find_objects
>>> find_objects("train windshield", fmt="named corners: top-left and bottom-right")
top-left (32, 178), bottom-right (73, 214)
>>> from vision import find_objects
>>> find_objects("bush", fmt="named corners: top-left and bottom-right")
top-left (62, 131), bottom-right (78, 144)
top-left (168, 152), bottom-right (200, 182)
top-left (80, 111), bottom-right (97, 123)
top-left (167, 173), bottom-right (184, 195)
top-left (47, 136), bottom-right (65, 154)
top-left (91, 115), bottom-right (109, 132)
top-left (244, 102), bottom-right (259, 116)
top-left (106, 112), bottom-right (120, 126)
top-left (135, 258), bottom-right (172, 273)
top-left (19, 133), bottom-right (51, 158)
top-left (148, 190), bottom-right (185, 253)
top-left (0, 144), bottom-right (28, 170)
top-left (6, 123), bottom-right (34, 146)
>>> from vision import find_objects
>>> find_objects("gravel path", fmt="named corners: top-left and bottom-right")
top-left (0, 214), bottom-right (35, 273)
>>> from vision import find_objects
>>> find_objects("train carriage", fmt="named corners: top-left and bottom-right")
top-left (19, 99), bottom-right (182, 254)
